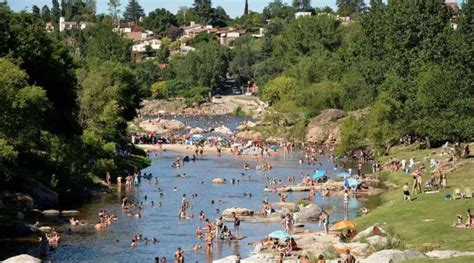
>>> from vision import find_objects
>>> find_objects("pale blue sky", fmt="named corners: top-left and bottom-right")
top-left (10, 0), bottom-right (337, 18)
top-left (10, 0), bottom-right (464, 18)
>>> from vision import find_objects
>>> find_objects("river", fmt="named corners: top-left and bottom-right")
top-left (31, 149), bottom-right (364, 263)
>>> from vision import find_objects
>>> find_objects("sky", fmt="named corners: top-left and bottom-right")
top-left (10, 0), bottom-right (338, 18)
top-left (9, 0), bottom-right (464, 18)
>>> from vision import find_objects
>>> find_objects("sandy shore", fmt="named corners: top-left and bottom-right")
top-left (137, 143), bottom-right (283, 158)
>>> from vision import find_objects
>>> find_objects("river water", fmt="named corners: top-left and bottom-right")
top-left (34, 150), bottom-right (363, 263)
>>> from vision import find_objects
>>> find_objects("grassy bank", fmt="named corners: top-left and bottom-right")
top-left (355, 144), bottom-right (474, 252)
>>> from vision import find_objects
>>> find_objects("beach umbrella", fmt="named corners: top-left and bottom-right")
top-left (268, 230), bottom-right (291, 240)
top-left (192, 134), bottom-right (204, 139)
top-left (331, 220), bottom-right (356, 231)
top-left (231, 143), bottom-right (241, 147)
top-left (344, 178), bottom-right (360, 187)
top-left (312, 170), bottom-right (326, 179)
top-left (337, 172), bottom-right (351, 178)
top-left (269, 145), bottom-right (279, 150)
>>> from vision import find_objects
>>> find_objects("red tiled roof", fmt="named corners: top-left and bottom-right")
top-left (446, 2), bottom-right (460, 14)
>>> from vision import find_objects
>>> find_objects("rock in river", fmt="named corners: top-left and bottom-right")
top-left (3, 254), bottom-right (41, 263)
top-left (61, 210), bottom-right (80, 216)
top-left (222, 207), bottom-right (254, 217)
top-left (42, 209), bottom-right (60, 217)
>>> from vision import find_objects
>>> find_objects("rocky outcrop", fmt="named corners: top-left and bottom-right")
top-left (353, 225), bottom-right (387, 241)
top-left (140, 119), bottom-right (185, 133)
top-left (360, 249), bottom-right (425, 263)
top-left (3, 254), bottom-right (41, 263)
top-left (294, 204), bottom-right (322, 222)
top-left (236, 131), bottom-right (263, 140)
top-left (305, 108), bottom-right (369, 145)
top-left (222, 207), bottom-right (254, 217)
top-left (42, 209), bottom-right (60, 217)
top-left (306, 109), bottom-right (347, 144)
top-left (14, 177), bottom-right (58, 209)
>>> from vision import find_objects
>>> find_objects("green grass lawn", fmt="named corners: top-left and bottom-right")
top-left (356, 145), bottom-right (474, 252)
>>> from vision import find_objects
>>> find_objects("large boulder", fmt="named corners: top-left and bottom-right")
top-left (42, 209), bottom-right (60, 217)
top-left (3, 254), bottom-right (41, 263)
top-left (293, 204), bottom-right (322, 222)
top-left (366, 235), bottom-right (390, 246)
top-left (333, 242), bottom-right (369, 256)
top-left (0, 191), bottom-right (34, 210)
top-left (309, 109), bottom-right (347, 126)
top-left (361, 250), bottom-right (425, 263)
top-left (353, 225), bottom-right (387, 241)
top-left (306, 109), bottom-right (347, 144)
top-left (14, 177), bottom-right (58, 209)
top-left (222, 207), bottom-right (254, 217)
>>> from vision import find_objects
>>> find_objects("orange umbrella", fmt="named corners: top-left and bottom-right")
top-left (330, 220), bottom-right (356, 231)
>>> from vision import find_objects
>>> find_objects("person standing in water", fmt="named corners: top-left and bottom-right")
top-left (174, 247), bottom-right (184, 263)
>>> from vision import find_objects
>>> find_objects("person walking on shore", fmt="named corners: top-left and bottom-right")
top-left (319, 210), bottom-right (330, 235)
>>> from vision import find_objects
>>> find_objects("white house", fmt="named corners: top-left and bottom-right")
top-left (295, 12), bottom-right (312, 19)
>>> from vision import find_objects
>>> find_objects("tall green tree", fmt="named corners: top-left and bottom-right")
top-left (32, 5), bottom-right (40, 16)
top-left (41, 5), bottom-right (52, 22)
top-left (336, 0), bottom-right (365, 17)
top-left (123, 0), bottom-right (144, 23)
top-left (293, 0), bottom-right (312, 11)
top-left (107, 0), bottom-right (121, 26)
top-left (142, 8), bottom-right (177, 34)
top-left (244, 0), bottom-right (249, 15)
top-left (51, 0), bottom-right (61, 23)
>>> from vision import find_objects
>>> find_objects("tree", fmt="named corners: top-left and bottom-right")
top-left (229, 36), bottom-right (261, 83)
top-left (262, 0), bottom-right (296, 20)
top-left (171, 42), bottom-right (229, 92)
top-left (293, 0), bottom-right (312, 11)
top-left (41, 5), bottom-right (52, 22)
top-left (86, 24), bottom-right (132, 62)
top-left (32, 5), bottom-right (40, 16)
top-left (336, 0), bottom-right (365, 17)
top-left (107, 0), bottom-right (121, 26)
top-left (337, 116), bottom-right (367, 156)
top-left (176, 6), bottom-right (197, 26)
top-left (142, 8), bottom-right (177, 34)
top-left (244, 0), bottom-right (249, 16)
top-left (0, 58), bottom-right (50, 180)
top-left (51, 0), bottom-right (61, 24)
top-left (0, 7), bottom-right (79, 135)
top-left (123, 0), bottom-right (144, 23)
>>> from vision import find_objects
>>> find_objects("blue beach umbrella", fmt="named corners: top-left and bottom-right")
top-left (312, 170), bottom-right (326, 179)
top-left (344, 178), bottom-right (361, 187)
top-left (337, 172), bottom-right (351, 178)
top-left (268, 230), bottom-right (291, 240)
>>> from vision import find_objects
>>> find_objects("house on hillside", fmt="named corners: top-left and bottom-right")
top-left (295, 12), bottom-right (312, 19)
top-left (217, 28), bottom-right (247, 46)
top-left (181, 22), bottom-right (214, 39)
top-left (45, 22), bottom-right (54, 32)
top-left (58, 17), bottom-right (92, 32)
top-left (445, 1), bottom-right (460, 29)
